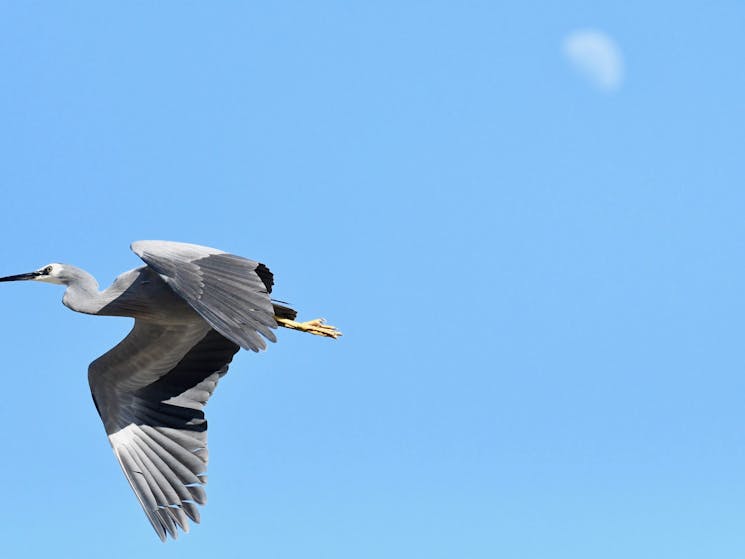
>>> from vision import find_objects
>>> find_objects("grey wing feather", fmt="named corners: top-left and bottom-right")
top-left (131, 240), bottom-right (277, 351)
top-left (89, 320), bottom-right (240, 541)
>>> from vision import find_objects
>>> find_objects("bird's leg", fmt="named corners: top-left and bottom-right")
top-left (275, 317), bottom-right (342, 339)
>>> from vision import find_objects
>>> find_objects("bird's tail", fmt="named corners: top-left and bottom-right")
top-left (272, 300), bottom-right (297, 321)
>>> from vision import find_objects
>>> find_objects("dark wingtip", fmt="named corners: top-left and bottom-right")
top-left (255, 263), bottom-right (274, 293)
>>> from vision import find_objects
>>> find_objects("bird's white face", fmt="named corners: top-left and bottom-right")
top-left (34, 263), bottom-right (66, 284)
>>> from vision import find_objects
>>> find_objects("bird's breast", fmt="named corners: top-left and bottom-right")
top-left (97, 267), bottom-right (200, 324)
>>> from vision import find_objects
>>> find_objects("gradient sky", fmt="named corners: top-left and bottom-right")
top-left (1, 2), bottom-right (744, 558)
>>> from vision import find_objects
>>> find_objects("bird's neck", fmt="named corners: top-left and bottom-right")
top-left (61, 267), bottom-right (104, 315)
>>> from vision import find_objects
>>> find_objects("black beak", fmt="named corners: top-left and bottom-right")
top-left (0, 271), bottom-right (40, 282)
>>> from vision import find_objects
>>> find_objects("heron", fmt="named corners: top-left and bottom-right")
top-left (0, 240), bottom-right (340, 541)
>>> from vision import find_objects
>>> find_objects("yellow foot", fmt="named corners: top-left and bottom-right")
top-left (275, 317), bottom-right (342, 339)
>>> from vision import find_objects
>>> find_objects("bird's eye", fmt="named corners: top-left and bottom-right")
top-left (43, 266), bottom-right (53, 275)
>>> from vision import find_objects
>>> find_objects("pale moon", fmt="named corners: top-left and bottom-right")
top-left (563, 29), bottom-right (624, 91)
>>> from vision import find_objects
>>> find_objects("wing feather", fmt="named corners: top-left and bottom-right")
top-left (131, 240), bottom-right (277, 351)
top-left (89, 320), bottom-right (240, 540)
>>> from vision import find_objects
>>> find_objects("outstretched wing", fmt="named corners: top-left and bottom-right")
top-left (132, 240), bottom-right (277, 351)
top-left (88, 319), bottom-right (240, 541)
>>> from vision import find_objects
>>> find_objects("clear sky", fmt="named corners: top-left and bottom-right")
top-left (1, 2), bottom-right (744, 557)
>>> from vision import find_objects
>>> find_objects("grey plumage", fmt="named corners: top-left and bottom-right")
top-left (132, 241), bottom-right (277, 351)
top-left (0, 240), bottom-right (337, 541)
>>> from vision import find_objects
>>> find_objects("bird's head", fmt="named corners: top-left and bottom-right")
top-left (0, 263), bottom-right (67, 285)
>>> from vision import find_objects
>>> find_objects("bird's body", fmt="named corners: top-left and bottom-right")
top-left (62, 265), bottom-right (190, 321)
top-left (0, 240), bottom-right (340, 541)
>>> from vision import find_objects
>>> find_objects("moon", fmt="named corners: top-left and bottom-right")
top-left (563, 29), bottom-right (624, 92)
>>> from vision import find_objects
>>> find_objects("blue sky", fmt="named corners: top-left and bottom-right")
top-left (1, 2), bottom-right (744, 557)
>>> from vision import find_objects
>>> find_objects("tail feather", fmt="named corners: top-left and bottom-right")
top-left (272, 301), bottom-right (297, 321)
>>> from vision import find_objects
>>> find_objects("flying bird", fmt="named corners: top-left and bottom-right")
top-left (0, 240), bottom-right (340, 540)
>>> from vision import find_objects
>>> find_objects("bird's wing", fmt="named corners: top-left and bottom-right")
top-left (131, 240), bottom-right (277, 351)
top-left (88, 318), bottom-right (240, 541)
